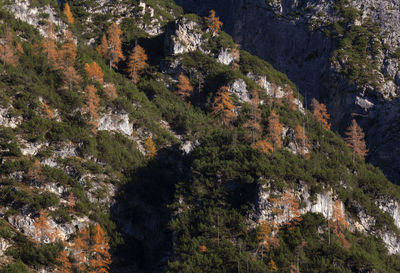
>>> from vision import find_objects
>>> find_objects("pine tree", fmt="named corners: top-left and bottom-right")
top-left (311, 98), bottom-right (330, 130)
top-left (97, 34), bottom-right (108, 59)
top-left (345, 119), bottom-right (367, 159)
top-left (211, 86), bottom-right (236, 125)
top-left (107, 22), bottom-right (124, 69)
top-left (144, 137), bottom-right (156, 158)
top-left (85, 85), bottom-right (100, 133)
top-left (0, 29), bottom-right (18, 67)
top-left (127, 44), bottom-right (148, 84)
top-left (205, 10), bottom-right (223, 34)
top-left (267, 110), bottom-right (283, 150)
top-left (55, 249), bottom-right (73, 273)
top-left (85, 62), bottom-right (104, 84)
top-left (89, 224), bottom-right (111, 273)
top-left (176, 73), bottom-right (193, 100)
top-left (64, 3), bottom-right (74, 24)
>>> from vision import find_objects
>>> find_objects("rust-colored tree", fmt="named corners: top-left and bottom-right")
top-left (176, 73), bottom-right (193, 100)
top-left (257, 220), bottom-right (279, 259)
top-left (285, 86), bottom-right (297, 111)
top-left (104, 83), bottom-right (118, 99)
top-left (267, 110), bottom-right (283, 150)
top-left (64, 3), bottom-right (74, 24)
top-left (107, 22), bottom-right (124, 69)
top-left (330, 200), bottom-right (350, 249)
top-left (55, 249), bottom-right (73, 273)
top-left (211, 86), bottom-right (237, 125)
top-left (127, 44), bottom-right (148, 84)
top-left (311, 98), bottom-right (330, 130)
top-left (205, 10), bottom-right (223, 34)
top-left (0, 29), bottom-right (18, 67)
top-left (42, 22), bottom-right (59, 66)
top-left (144, 137), bottom-right (156, 159)
top-left (230, 44), bottom-right (240, 70)
top-left (28, 159), bottom-right (44, 182)
top-left (295, 124), bottom-right (310, 158)
top-left (199, 245), bottom-right (208, 253)
top-left (275, 191), bottom-right (302, 229)
top-left (73, 227), bottom-right (90, 272)
top-left (42, 102), bottom-right (54, 119)
top-left (16, 43), bottom-right (24, 55)
top-left (243, 89), bottom-right (262, 143)
top-left (85, 62), bottom-right (104, 84)
top-left (63, 65), bottom-right (82, 89)
top-left (268, 259), bottom-right (278, 272)
top-left (97, 34), bottom-right (108, 59)
top-left (252, 140), bottom-right (274, 154)
top-left (34, 209), bottom-right (54, 242)
top-left (85, 85), bottom-right (100, 133)
top-left (67, 192), bottom-right (75, 213)
top-left (89, 224), bottom-right (111, 273)
top-left (345, 119), bottom-right (368, 159)
top-left (59, 30), bottom-right (77, 69)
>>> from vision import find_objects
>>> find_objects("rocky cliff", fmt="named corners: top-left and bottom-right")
top-left (176, 0), bottom-right (400, 183)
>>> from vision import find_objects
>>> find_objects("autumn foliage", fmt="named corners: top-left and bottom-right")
top-left (267, 110), bottom-right (283, 150)
top-left (311, 99), bottom-right (330, 130)
top-left (107, 22), bottom-right (124, 69)
top-left (97, 35), bottom-right (108, 59)
top-left (85, 62), bottom-right (104, 84)
top-left (42, 102), bottom-right (54, 119)
top-left (211, 86), bottom-right (236, 125)
top-left (85, 85), bottom-right (100, 133)
top-left (64, 3), bottom-right (74, 24)
top-left (89, 224), bottom-right (112, 273)
top-left (144, 137), bottom-right (156, 158)
top-left (345, 119), bottom-right (368, 159)
top-left (295, 124), bottom-right (310, 158)
top-left (42, 22), bottom-right (59, 66)
top-left (206, 10), bottom-right (223, 34)
top-left (34, 209), bottom-right (54, 242)
top-left (104, 83), bottom-right (118, 99)
top-left (257, 220), bottom-right (279, 257)
top-left (330, 200), bottom-right (350, 249)
top-left (0, 29), bottom-right (18, 67)
top-left (177, 73), bottom-right (193, 100)
top-left (252, 140), bottom-right (274, 154)
top-left (127, 44), bottom-right (148, 84)
top-left (55, 249), bottom-right (73, 273)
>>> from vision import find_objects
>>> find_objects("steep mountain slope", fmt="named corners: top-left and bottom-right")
top-left (0, 0), bottom-right (399, 273)
top-left (175, 0), bottom-right (400, 183)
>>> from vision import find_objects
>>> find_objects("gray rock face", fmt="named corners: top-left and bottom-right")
top-left (229, 78), bottom-right (249, 102)
top-left (98, 112), bottom-right (133, 136)
top-left (175, 0), bottom-right (400, 183)
top-left (164, 16), bottom-right (208, 56)
top-left (254, 183), bottom-right (400, 254)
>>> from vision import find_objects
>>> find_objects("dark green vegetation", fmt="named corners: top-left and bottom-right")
top-left (0, 0), bottom-right (399, 272)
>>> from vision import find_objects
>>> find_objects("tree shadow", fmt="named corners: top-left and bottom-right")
top-left (110, 145), bottom-right (189, 272)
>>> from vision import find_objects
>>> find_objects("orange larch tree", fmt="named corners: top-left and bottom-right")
top-left (345, 119), bottom-right (368, 159)
top-left (205, 10), bottom-right (223, 34)
top-left (127, 44), bottom-right (148, 84)
top-left (104, 83), bottom-right (118, 99)
top-left (63, 66), bottom-right (82, 89)
top-left (85, 62), bottom-right (104, 84)
top-left (67, 192), bottom-right (75, 213)
top-left (34, 209), bottom-right (54, 242)
top-left (59, 30), bottom-right (77, 69)
top-left (330, 200), bottom-right (350, 248)
top-left (280, 191), bottom-right (302, 228)
top-left (285, 87), bottom-right (297, 111)
top-left (176, 73), bottom-right (193, 101)
top-left (107, 22), bottom-right (124, 69)
top-left (311, 98), bottom-right (330, 130)
top-left (257, 220), bottom-right (279, 258)
top-left (85, 85), bottom-right (100, 133)
top-left (55, 249), bottom-right (73, 273)
top-left (267, 110), bottom-right (283, 150)
top-left (144, 137), bottom-right (156, 159)
top-left (89, 224), bottom-right (111, 273)
top-left (295, 124), bottom-right (310, 158)
top-left (0, 29), bottom-right (18, 67)
top-left (73, 227), bottom-right (90, 272)
top-left (97, 34), bottom-right (109, 59)
top-left (211, 86), bottom-right (237, 125)
top-left (252, 140), bottom-right (274, 154)
top-left (42, 102), bottom-right (54, 119)
top-left (64, 3), bottom-right (74, 24)
top-left (16, 43), bottom-right (24, 55)
top-left (42, 22), bottom-right (59, 66)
